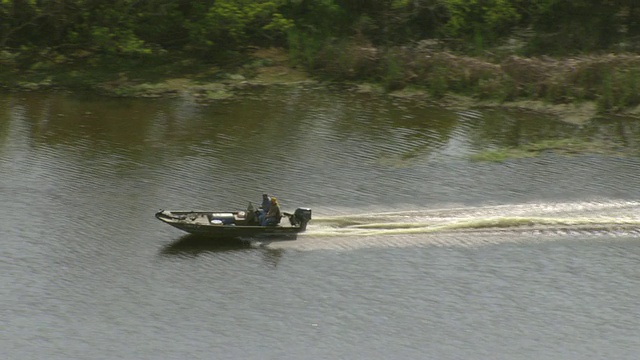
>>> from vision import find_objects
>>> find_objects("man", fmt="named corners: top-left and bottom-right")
top-left (262, 197), bottom-right (281, 226)
top-left (261, 193), bottom-right (271, 213)
top-left (257, 193), bottom-right (271, 225)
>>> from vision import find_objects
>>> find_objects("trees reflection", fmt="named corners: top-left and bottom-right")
top-left (3, 90), bottom-right (640, 166)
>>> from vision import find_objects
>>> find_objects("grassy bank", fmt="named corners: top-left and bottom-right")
top-left (2, 46), bottom-right (640, 122)
top-left (289, 39), bottom-right (640, 115)
top-left (469, 139), bottom-right (629, 162)
top-left (0, 48), bottom-right (311, 97)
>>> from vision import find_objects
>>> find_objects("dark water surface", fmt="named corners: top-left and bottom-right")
top-left (2, 88), bottom-right (640, 359)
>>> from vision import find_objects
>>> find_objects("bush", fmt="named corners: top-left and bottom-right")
top-left (315, 40), bottom-right (380, 80)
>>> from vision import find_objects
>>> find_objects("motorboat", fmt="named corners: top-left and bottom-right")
top-left (155, 202), bottom-right (311, 240)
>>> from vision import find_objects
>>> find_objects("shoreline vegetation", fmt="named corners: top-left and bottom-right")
top-left (3, 47), bottom-right (639, 124)
top-left (2, 0), bottom-right (640, 126)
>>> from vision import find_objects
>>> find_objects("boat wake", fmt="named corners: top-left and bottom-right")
top-left (266, 200), bottom-right (640, 250)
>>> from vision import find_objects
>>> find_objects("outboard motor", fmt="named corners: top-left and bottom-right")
top-left (291, 208), bottom-right (312, 230)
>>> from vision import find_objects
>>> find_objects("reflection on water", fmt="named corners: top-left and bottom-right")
top-left (160, 234), bottom-right (286, 269)
top-left (4, 89), bottom-right (640, 156)
top-left (160, 234), bottom-right (253, 257)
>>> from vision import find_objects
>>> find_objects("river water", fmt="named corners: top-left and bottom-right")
top-left (2, 87), bottom-right (640, 359)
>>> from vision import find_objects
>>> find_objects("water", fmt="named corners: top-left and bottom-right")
top-left (2, 88), bottom-right (640, 359)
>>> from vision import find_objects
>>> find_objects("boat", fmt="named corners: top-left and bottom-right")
top-left (155, 202), bottom-right (312, 240)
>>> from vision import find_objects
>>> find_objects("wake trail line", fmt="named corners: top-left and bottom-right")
top-left (305, 200), bottom-right (640, 237)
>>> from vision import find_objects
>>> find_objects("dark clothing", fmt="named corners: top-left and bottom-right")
top-left (261, 195), bottom-right (271, 212)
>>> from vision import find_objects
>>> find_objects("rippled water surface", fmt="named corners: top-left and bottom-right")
top-left (2, 88), bottom-right (640, 359)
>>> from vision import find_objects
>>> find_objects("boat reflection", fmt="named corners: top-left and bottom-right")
top-left (160, 234), bottom-right (287, 268)
top-left (160, 234), bottom-right (252, 256)
top-left (159, 235), bottom-right (287, 268)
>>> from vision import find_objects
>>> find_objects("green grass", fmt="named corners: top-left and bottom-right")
top-left (470, 138), bottom-right (626, 162)
top-left (470, 148), bottom-right (537, 162)
top-left (3, 44), bottom-right (640, 117)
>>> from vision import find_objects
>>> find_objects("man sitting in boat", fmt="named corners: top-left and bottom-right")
top-left (261, 197), bottom-right (281, 226)
top-left (257, 193), bottom-right (271, 225)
